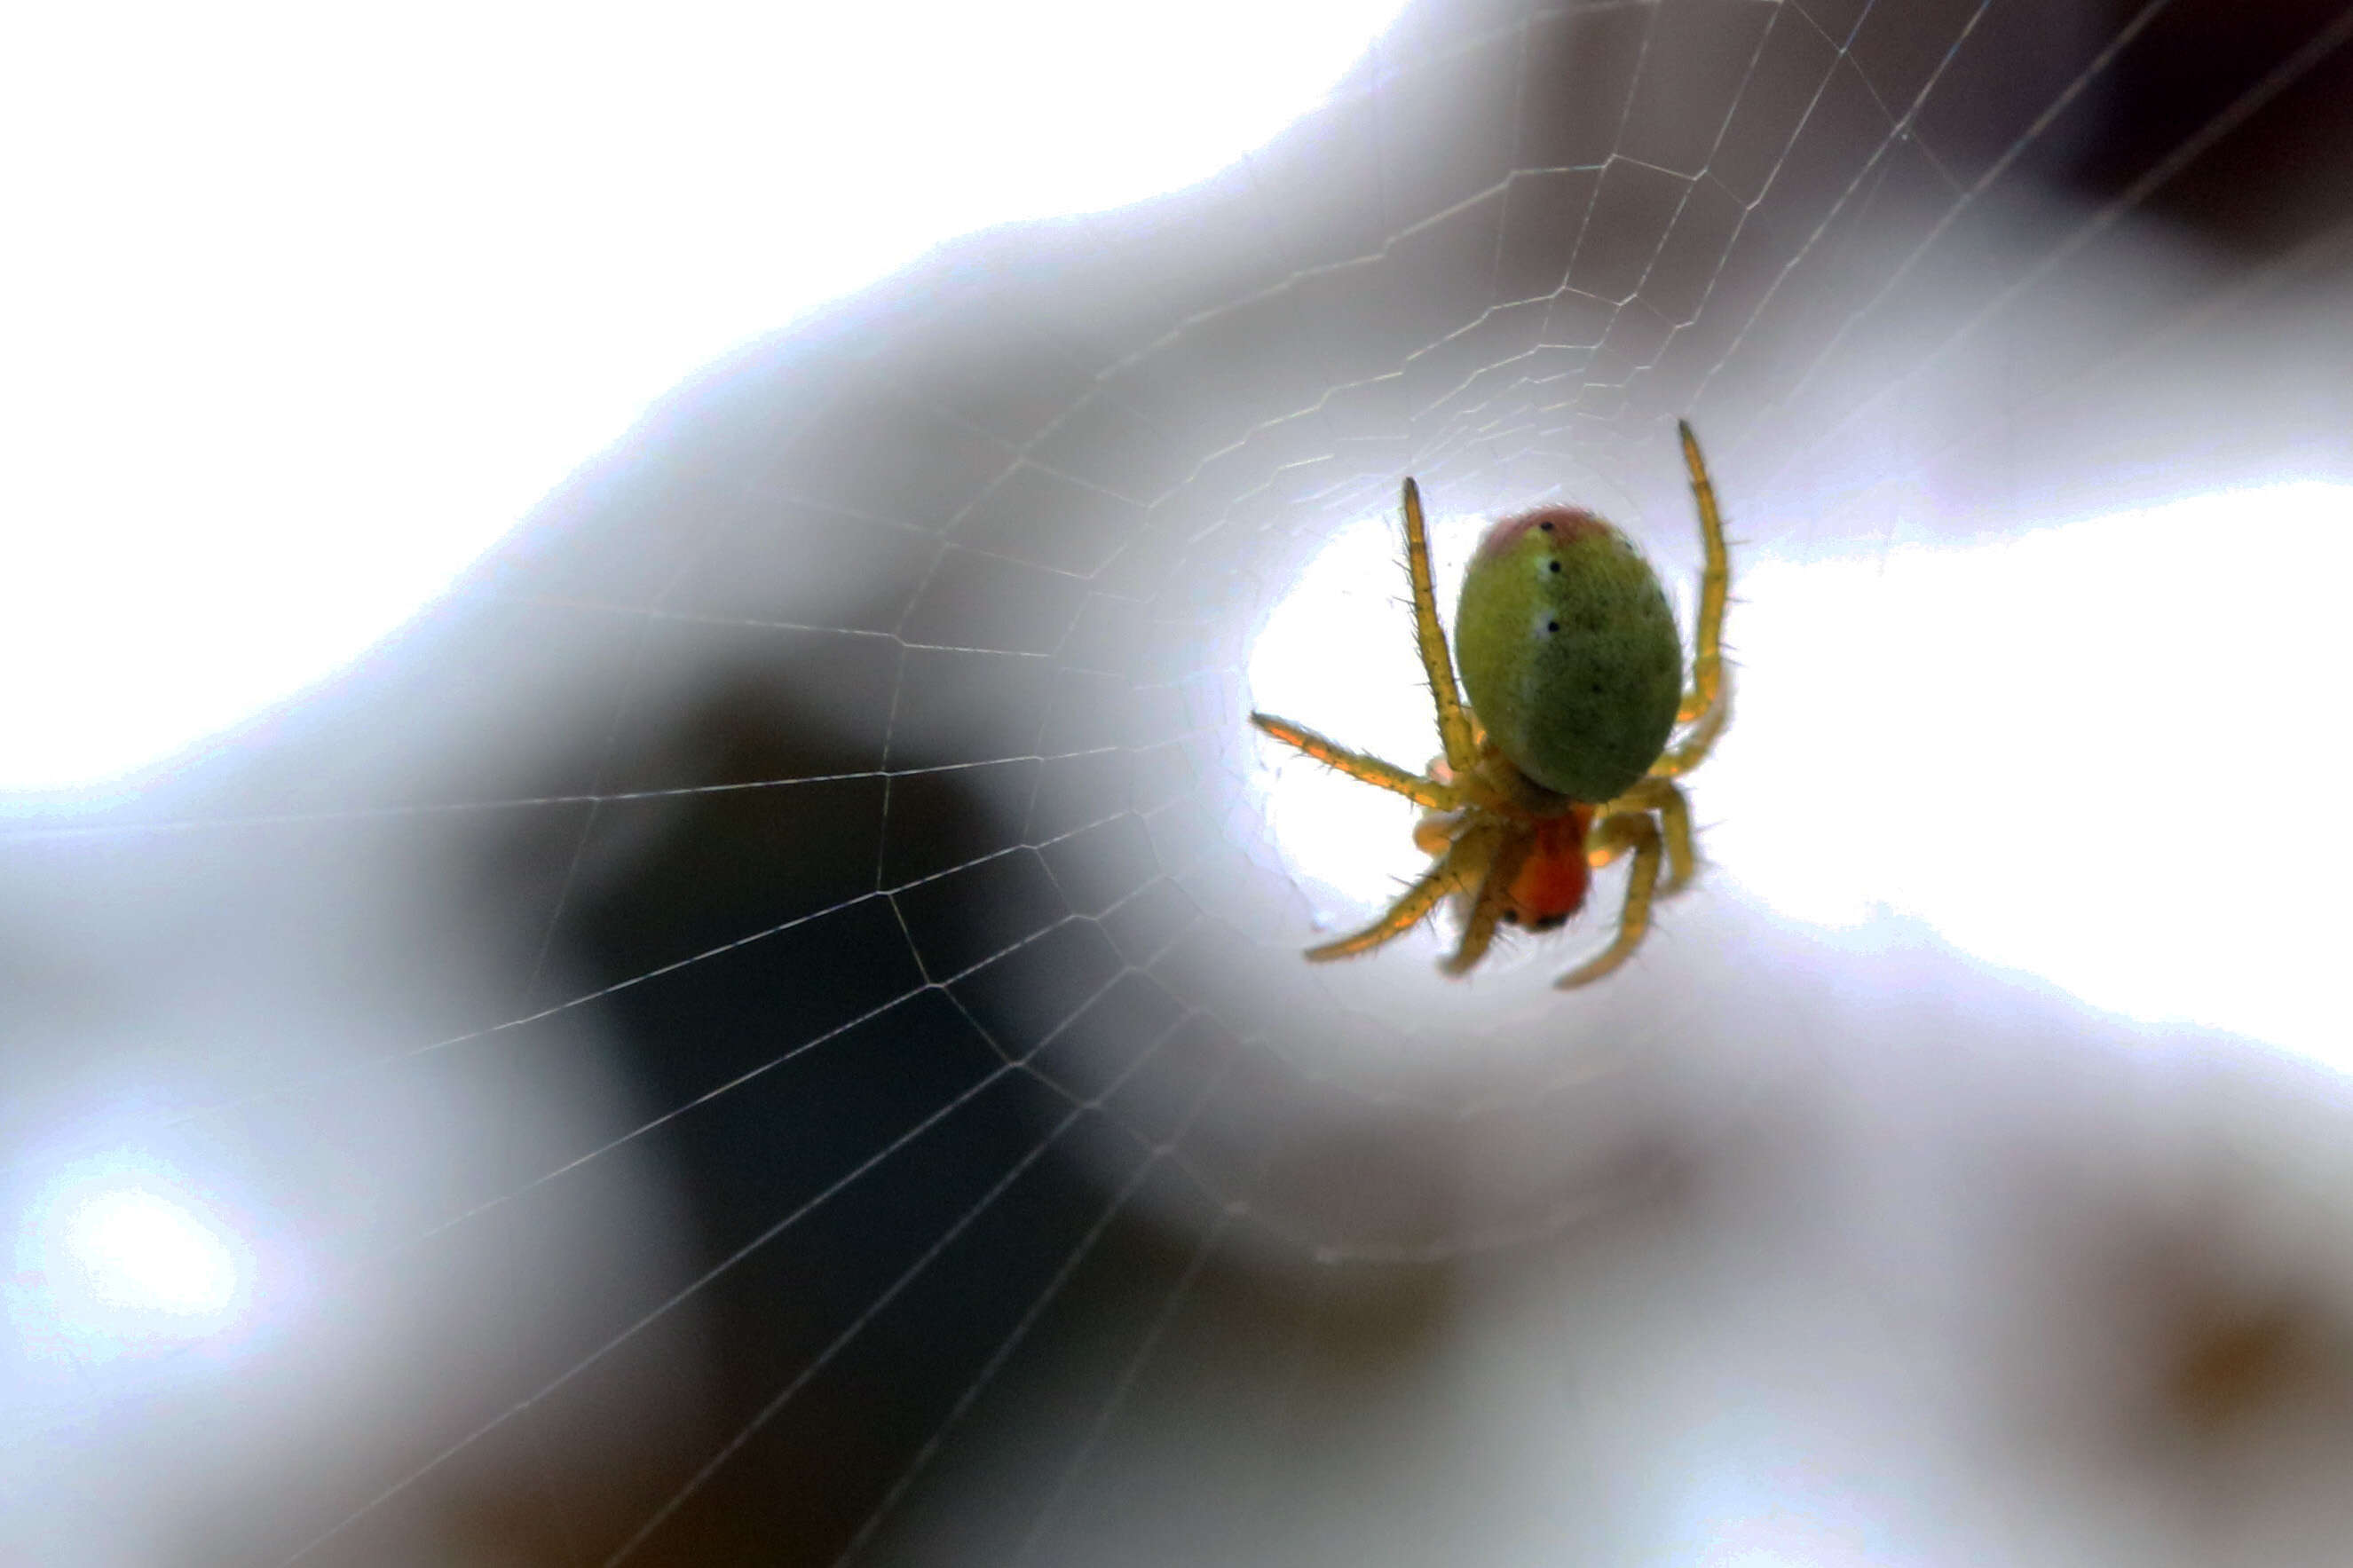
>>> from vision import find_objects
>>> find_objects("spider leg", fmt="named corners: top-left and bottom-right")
top-left (1307, 828), bottom-right (1491, 962)
top-left (1675, 421), bottom-right (1732, 726)
top-left (1649, 689), bottom-right (1730, 779)
top-left (1601, 776), bottom-right (1695, 894)
top-left (1441, 829), bottom-right (1536, 976)
top-left (1252, 712), bottom-right (1459, 809)
top-left (1555, 811), bottom-right (1663, 989)
top-left (1401, 477), bottom-right (1478, 776)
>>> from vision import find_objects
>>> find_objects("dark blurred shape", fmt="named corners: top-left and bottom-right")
top-left (2070, 0), bottom-right (2353, 252)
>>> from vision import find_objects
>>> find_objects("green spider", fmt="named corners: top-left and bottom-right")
top-left (1252, 423), bottom-right (1733, 987)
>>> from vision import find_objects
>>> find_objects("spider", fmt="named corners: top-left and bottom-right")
top-left (1251, 422), bottom-right (1732, 988)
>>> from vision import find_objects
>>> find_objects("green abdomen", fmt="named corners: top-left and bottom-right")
top-left (1454, 508), bottom-right (1684, 803)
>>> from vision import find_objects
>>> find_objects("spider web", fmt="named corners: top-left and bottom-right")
top-left (7, 0), bottom-right (2353, 1563)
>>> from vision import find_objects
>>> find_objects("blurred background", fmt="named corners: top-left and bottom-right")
top-left (6, 0), bottom-right (2353, 1563)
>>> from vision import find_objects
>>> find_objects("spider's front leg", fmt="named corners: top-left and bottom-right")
top-left (1593, 776), bottom-right (1696, 894)
top-left (1250, 713), bottom-right (1459, 810)
top-left (1305, 824), bottom-right (1496, 962)
top-left (1556, 808), bottom-right (1663, 989)
top-left (1676, 421), bottom-right (1731, 726)
top-left (1656, 422), bottom-right (1733, 779)
top-left (1399, 477), bottom-right (1478, 776)
top-left (1441, 827), bottom-right (1536, 976)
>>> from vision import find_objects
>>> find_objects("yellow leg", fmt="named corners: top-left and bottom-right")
top-left (1556, 813), bottom-right (1662, 989)
top-left (1401, 477), bottom-right (1477, 776)
top-left (1676, 422), bottom-right (1731, 725)
top-left (1252, 712), bottom-right (1457, 809)
top-left (1603, 776), bottom-right (1695, 893)
top-left (1306, 830), bottom-right (1489, 962)
top-left (1441, 830), bottom-right (1534, 976)
top-left (1650, 689), bottom-right (1729, 779)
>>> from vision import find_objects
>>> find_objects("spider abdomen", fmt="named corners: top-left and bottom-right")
top-left (1454, 506), bottom-right (1682, 803)
top-left (1504, 808), bottom-right (1596, 930)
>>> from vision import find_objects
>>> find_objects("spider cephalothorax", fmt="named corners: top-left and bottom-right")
top-left (1251, 422), bottom-right (1732, 988)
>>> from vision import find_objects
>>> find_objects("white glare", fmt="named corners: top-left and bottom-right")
top-left (1710, 483), bottom-right (2353, 1069)
top-left (11, 1169), bottom-right (257, 1361)
top-left (65, 1190), bottom-right (240, 1317)
top-left (0, 0), bottom-right (1405, 793)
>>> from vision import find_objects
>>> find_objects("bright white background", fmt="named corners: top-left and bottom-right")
top-left (1249, 481), bottom-right (2353, 1071)
top-left (0, 0), bottom-right (1405, 793)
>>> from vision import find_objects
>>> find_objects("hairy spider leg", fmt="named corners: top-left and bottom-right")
top-left (1305, 826), bottom-right (1496, 962)
top-left (1594, 776), bottom-right (1695, 893)
top-left (1441, 831), bottom-right (1536, 975)
top-left (1249, 713), bottom-right (1460, 810)
top-left (1556, 812), bottom-right (1664, 989)
top-left (1401, 477), bottom-right (1478, 776)
top-left (1649, 695), bottom-right (1729, 780)
top-left (1676, 421), bottom-right (1732, 726)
